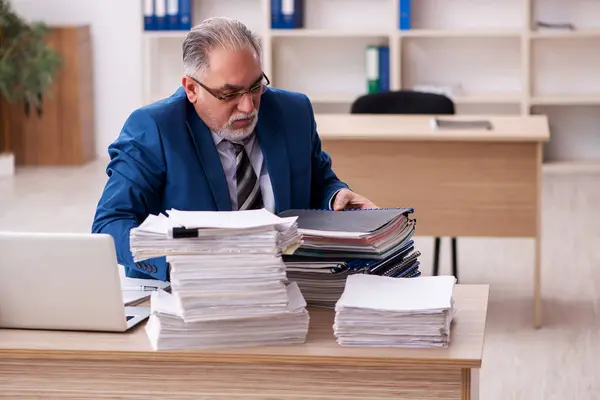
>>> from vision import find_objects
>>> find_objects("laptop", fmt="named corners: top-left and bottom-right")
top-left (0, 231), bottom-right (151, 332)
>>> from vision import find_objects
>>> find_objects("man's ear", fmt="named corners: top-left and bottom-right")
top-left (181, 76), bottom-right (199, 103)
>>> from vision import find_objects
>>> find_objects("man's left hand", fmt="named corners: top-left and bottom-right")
top-left (332, 189), bottom-right (378, 211)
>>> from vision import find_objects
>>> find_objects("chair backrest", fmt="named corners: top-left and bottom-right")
top-left (350, 90), bottom-right (455, 115)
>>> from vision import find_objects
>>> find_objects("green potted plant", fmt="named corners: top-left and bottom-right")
top-left (0, 0), bottom-right (62, 176)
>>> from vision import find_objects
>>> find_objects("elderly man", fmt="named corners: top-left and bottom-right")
top-left (92, 17), bottom-right (376, 281)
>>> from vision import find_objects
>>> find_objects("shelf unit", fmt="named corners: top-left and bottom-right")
top-left (141, 0), bottom-right (600, 162)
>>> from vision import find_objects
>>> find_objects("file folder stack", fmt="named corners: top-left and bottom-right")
top-left (277, 208), bottom-right (422, 308)
top-left (129, 209), bottom-right (310, 350)
top-left (334, 274), bottom-right (456, 348)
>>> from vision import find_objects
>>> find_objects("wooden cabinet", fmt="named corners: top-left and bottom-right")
top-left (6, 25), bottom-right (95, 166)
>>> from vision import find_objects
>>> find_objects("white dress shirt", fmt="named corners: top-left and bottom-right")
top-left (210, 131), bottom-right (276, 213)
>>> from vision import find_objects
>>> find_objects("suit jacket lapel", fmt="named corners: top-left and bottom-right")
top-left (256, 93), bottom-right (291, 214)
top-left (185, 101), bottom-right (232, 211)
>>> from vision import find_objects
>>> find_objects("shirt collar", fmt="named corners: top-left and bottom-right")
top-left (210, 130), bottom-right (255, 148)
top-left (210, 130), bottom-right (225, 146)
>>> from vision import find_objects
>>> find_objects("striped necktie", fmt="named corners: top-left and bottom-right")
top-left (231, 141), bottom-right (263, 211)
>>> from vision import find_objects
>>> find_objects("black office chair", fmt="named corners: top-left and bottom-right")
top-left (350, 90), bottom-right (459, 281)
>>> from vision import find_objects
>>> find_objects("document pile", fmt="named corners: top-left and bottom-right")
top-left (129, 209), bottom-right (310, 350)
top-left (334, 274), bottom-right (456, 348)
top-left (277, 208), bottom-right (422, 308)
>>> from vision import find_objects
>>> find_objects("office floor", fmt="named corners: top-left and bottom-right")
top-left (1, 158), bottom-right (599, 399)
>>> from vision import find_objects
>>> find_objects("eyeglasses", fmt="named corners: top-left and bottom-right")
top-left (189, 72), bottom-right (270, 102)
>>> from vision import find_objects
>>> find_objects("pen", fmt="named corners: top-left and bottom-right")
top-left (122, 285), bottom-right (160, 291)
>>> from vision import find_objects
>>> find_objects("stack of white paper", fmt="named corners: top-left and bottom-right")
top-left (129, 209), bottom-right (301, 261)
top-left (333, 274), bottom-right (456, 348)
top-left (129, 208), bottom-right (309, 350)
top-left (146, 282), bottom-right (309, 350)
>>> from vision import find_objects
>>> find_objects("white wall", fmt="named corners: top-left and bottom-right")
top-left (11, 0), bottom-right (143, 159)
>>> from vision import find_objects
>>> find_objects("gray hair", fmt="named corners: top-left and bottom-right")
top-left (182, 17), bottom-right (261, 77)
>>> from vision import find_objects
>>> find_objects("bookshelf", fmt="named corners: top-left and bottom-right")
top-left (141, 0), bottom-right (600, 162)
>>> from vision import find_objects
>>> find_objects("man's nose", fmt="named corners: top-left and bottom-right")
top-left (237, 93), bottom-right (254, 113)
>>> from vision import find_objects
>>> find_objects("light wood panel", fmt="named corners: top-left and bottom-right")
top-left (322, 139), bottom-right (539, 237)
top-left (7, 25), bottom-right (95, 166)
top-left (0, 360), bottom-right (467, 399)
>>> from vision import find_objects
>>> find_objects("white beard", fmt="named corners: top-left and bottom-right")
top-left (214, 110), bottom-right (259, 142)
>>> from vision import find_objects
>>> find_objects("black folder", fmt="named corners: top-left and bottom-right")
top-left (277, 208), bottom-right (414, 235)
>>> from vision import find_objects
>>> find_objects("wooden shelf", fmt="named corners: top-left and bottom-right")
top-left (531, 29), bottom-right (600, 39)
top-left (143, 31), bottom-right (188, 39)
top-left (451, 93), bottom-right (523, 104)
top-left (271, 29), bottom-right (391, 38)
top-left (531, 94), bottom-right (600, 106)
top-left (400, 29), bottom-right (522, 38)
top-left (305, 92), bottom-right (363, 103)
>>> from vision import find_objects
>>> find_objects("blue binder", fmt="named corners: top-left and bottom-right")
top-left (154, 0), bottom-right (167, 30)
top-left (378, 46), bottom-right (390, 92)
top-left (271, 0), bottom-right (304, 29)
top-left (399, 0), bottom-right (411, 30)
top-left (143, 0), bottom-right (156, 31)
top-left (166, 0), bottom-right (179, 30)
top-left (179, 0), bottom-right (192, 30)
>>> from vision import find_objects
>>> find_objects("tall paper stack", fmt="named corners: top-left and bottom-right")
top-left (129, 208), bottom-right (310, 350)
top-left (334, 274), bottom-right (456, 348)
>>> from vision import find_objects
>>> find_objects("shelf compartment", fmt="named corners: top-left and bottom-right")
top-left (191, 0), bottom-right (263, 33)
top-left (272, 36), bottom-right (389, 102)
top-left (299, 0), bottom-right (395, 31)
top-left (532, 38), bottom-right (600, 97)
top-left (532, 105), bottom-right (600, 162)
top-left (408, 0), bottom-right (525, 30)
top-left (532, 0), bottom-right (600, 32)
top-left (401, 37), bottom-right (523, 102)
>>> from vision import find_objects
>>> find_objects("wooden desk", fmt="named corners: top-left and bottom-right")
top-left (0, 285), bottom-right (489, 400)
top-left (315, 114), bottom-right (549, 328)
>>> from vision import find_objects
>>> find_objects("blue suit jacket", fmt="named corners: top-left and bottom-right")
top-left (92, 86), bottom-right (349, 281)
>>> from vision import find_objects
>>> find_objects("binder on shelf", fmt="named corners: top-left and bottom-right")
top-left (399, 0), bottom-right (411, 30)
top-left (378, 46), bottom-right (390, 92)
top-left (271, 0), bottom-right (304, 29)
top-left (143, 0), bottom-right (156, 31)
top-left (166, 0), bottom-right (179, 30)
top-left (179, 0), bottom-right (192, 30)
top-left (155, 0), bottom-right (167, 31)
top-left (365, 45), bottom-right (380, 94)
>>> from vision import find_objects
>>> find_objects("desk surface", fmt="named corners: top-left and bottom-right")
top-left (314, 114), bottom-right (550, 142)
top-left (0, 284), bottom-right (489, 369)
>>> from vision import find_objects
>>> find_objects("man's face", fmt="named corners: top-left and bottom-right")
top-left (183, 46), bottom-right (264, 141)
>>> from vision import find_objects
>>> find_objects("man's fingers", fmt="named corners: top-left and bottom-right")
top-left (333, 191), bottom-right (349, 210)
